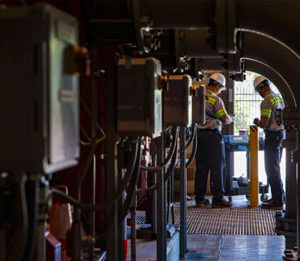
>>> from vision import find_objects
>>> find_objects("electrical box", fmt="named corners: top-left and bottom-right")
top-left (191, 84), bottom-right (206, 124)
top-left (0, 4), bottom-right (79, 173)
top-left (163, 75), bottom-right (192, 127)
top-left (117, 57), bottom-right (162, 137)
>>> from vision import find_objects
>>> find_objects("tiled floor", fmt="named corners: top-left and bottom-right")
top-left (184, 234), bottom-right (285, 260)
top-left (127, 234), bottom-right (285, 260)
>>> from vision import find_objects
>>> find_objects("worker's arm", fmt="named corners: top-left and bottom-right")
top-left (215, 98), bottom-right (233, 125)
top-left (254, 116), bottom-right (269, 128)
top-left (254, 100), bottom-right (271, 128)
top-left (219, 114), bottom-right (233, 125)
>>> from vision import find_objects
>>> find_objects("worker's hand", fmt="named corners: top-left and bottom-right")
top-left (229, 114), bottom-right (235, 121)
top-left (253, 118), bottom-right (260, 126)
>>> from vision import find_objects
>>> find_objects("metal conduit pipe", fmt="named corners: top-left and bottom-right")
top-left (85, 0), bottom-right (300, 65)
top-left (244, 59), bottom-right (291, 104)
top-left (237, 0), bottom-right (300, 57)
top-left (139, 0), bottom-right (300, 56)
top-left (240, 31), bottom-right (298, 107)
top-left (177, 29), bottom-right (297, 106)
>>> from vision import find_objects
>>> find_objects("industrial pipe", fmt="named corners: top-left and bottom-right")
top-left (237, 0), bottom-right (300, 57)
top-left (241, 31), bottom-right (297, 107)
top-left (244, 59), bottom-right (291, 104)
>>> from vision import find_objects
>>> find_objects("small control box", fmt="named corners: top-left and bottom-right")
top-left (163, 75), bottom-right (192, 127)
top-left (117, 57), bottom-right (162, 137)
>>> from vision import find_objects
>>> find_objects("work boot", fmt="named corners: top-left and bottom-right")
top-left (212, 199), bottom-right (232, 208)
top-left (261, 200), bottom-right (283, 210)
top-left (262, 198), bottom-right (272, 203)
top-left (195, 198), bottom-right (210, 207)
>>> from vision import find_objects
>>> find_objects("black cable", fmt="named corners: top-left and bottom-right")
top-left (164, 139), bottom-right (178, 181)
top-left (80, 126), bottom-right (91, 143)
top-left (186, 129), bottom-right (197, 168)
top-left (179, 123), bottom-right (197, 151)
top-left (136, 133), bottom-right (179, 195)
top-left (119, 141), bottom-right (142, 221)
top-left (50, 139), bottom-right (140, 212)
top-left (52, 188), bottom-right (113, 212)
top-left (54, 137), bottom-right (141, 248)
top-left (51, 141), bottom-right (139, 211)
top-left (140, 126), bottom-right (179, 171)
top-left (79, 141), bottom-right (142, 244)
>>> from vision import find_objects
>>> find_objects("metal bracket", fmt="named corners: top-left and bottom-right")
top-left (132, 0), bottom-right (148, 53)
top-left (216, 0), bottom-right (236, 54)
top-left (223, 52), bottom-right (241, 72)
top-left (132, 0), bottom-right (161, 53)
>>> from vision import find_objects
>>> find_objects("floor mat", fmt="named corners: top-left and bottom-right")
top-left (136, 206), bottom-right (277, 235)
top-left (173, 207), bottom-right (277, 235)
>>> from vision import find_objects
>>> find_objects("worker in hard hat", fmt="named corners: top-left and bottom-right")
top-left (253, 75), bottom-right (285, 210)
top-left (195, 72), bottom-right (233, 208)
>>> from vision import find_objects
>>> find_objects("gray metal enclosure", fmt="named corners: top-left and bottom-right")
top-left (0, 4), bottom-right (79, 173)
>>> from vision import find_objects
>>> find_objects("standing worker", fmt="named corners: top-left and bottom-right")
top-left (195, 73), bottom-right (233, 208)
top-left (253, 75), bottom-right (285, 210)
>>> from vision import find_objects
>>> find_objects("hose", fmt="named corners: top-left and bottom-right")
top-left (140, 126), bottom-right (179, 171)
top-left (136, 134), bottom-right (179, 195)
top-left (179, 123), bottom-right (197, 151)
top-left (50, 139), bottom-right (141, 212)
top-left (77, 141), bottom-right (142, 244)
top-left (185, 129), bottom-right (197, 168)
top-left (119, 140), bottom-right (142, 220)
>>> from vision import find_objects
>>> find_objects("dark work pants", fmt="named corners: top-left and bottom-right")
top-left (195, 129), bottom-right (226, 202)
top-left (264, 130), bottom-right (284, 204)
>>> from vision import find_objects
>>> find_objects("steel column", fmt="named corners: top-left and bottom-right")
top-left (0, 227), bottom-right (4, 261)
top-left (36, 180), bottom-right (47, 261)
top-left (88, 155), bottom-right (96, 258)
top-left (294, 130), bottom-right (300, 249)
top-left (156, 135), bottom-right (167, 261)
top-left (179, 126), bottom-right (187, 257)
top-left (130, 196), bottom-right (137, 261)
top-left (117, 145), bottom-right (125, 261)
top-left (106, 54), bottom-right (119, 261)
top-left (285, 131), bottom-right (297, 220)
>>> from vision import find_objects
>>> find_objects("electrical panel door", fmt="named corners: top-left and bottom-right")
top-left (163, 75), bottom-right (192, 127)
top-left (0, 4), bottom-right (79, 173)
top-left (117, 57), bottom-right (162, 137)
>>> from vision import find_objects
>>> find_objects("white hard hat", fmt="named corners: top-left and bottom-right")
top-left (253, 75), bottom-right (269, 90)
top-left (208, 73), bottom-right (226, 90)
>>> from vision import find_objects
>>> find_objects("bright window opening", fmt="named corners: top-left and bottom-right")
top-left (233, 71), bottom-right (286, 190)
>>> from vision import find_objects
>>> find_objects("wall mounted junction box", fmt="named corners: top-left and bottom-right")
top-left (163, 75), bottom-right (192, 127)
top-left (117, 57), bottom-right (162, 137)
top-left (0, 4), bottom-right (79, 173)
